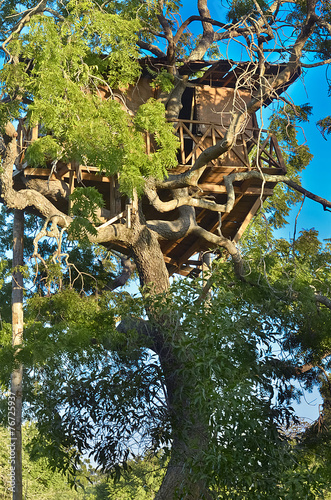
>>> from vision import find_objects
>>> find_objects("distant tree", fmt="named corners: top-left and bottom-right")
top-left (0, 423), bottom-right (89, 499)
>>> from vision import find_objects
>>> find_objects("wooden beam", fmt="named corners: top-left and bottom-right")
top-left (68, 170), bottom-right (75, 212)
top-left (232, 197), bottom-right (264, 243)
top-left (23, 167), bottom-right (111, 183)
top-left (98, 211), bottom-right (126, 229)
top-left (109, 176), bottom-right (117, 217)
top-left (270, 134), bottom-right (287, 172)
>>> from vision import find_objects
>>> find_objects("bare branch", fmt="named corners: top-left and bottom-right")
top-left (137, 39), bottom-right (166, 58)
top-left (301, 57), bottom-right (331, 68)
top-left (284, 179), bottom-right (331, 211)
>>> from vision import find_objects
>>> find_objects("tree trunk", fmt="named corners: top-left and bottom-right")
top-left (130, 212), bottom-right (211, 499)
top-left (10, 209), bottom-right (24, 500)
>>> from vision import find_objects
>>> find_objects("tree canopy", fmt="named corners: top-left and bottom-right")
top-left (0, 1), bottom-right (330, 499)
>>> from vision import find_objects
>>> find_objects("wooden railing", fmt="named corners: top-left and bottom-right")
top-left (163, 119), bottom-right (286, 173)
top-left (17, 117), bottom-right (286, 174)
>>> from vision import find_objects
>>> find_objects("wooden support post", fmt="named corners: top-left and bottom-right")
top-left (11, 209), bottom-right (24, 500)
top-left (115, 174), bottom-right (122, 214)
top-left (109, 176), bottom-right (116, 218)
top-left (146, 133), bottom-right (151, 155)
top-left (126, 202), bottom-right (132, 228)
top-left (68, 168), bottom-right (75, 212)
top-left (179, 124), bottom-right (185, 164)
top-left (211, 125), bottom-right (216, 146)
top-left (16, 120), bottom-right (25, 168)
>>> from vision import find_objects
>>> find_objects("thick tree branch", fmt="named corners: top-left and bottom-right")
top-left (158, 170), bottom-right (331, 215)
top-left (108, 257), bottom-right (136, 290)
top-left (147, 206), bottom-right (196, 241)
top-left (315, 294), bottom-right (331, 310)
top-left (188, 0), bottom-right (215, 61)
top-left (137, 39), bottom-right (166, 58)
top-left (189, 225), bottom-right (244, 279)
top-left (144, 184), bottom-right (227, 213)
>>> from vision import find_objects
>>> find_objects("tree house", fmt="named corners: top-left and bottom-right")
top-left (13, 59), bottom-right (296, 276)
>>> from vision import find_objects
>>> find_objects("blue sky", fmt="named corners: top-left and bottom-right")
top-left (276, 66), bottom-right (331, 242)
top-left (178, 1), bottom-right (330, 242)
top-left (177, 0), bottom-right (330, 421)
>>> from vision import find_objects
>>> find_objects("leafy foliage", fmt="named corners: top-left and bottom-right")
top-left (0, 237), bottom-right (330, 497)
top-left (0, 1), bottom-right (179, 196)
top-left (264, 104), bottom-right (314, 227)
top-left (0, 0), bottom-right (330, 498)
top-left (0, 423), bottom-right (89, 499)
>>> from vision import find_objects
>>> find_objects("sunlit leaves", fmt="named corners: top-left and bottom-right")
top-left (25, 136), bottom-right (63, 167)
top-left (317, 115), bottom-right (331, 139)
top-left (0, 2), bottom-right (180, 198)
top-left (265, 104), bottom-right (314, 227)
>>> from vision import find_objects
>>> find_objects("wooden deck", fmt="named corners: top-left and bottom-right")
top-left (13, 119), bottom-right (286, 276)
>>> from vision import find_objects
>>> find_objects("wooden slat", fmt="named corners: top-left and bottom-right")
top-left (23, 167), bottom-right (111, 183)
top-left (270, 134), bottom-right (287, 172)
top-left (179, 125), bottom-right (185, 164)
top-left (68, 170), bottom-right (75, 212)
top-left (109, 176), bottom-right (117, 217)
top-left (233, 197), bottom-right (264, 243)
top-left (146, 133), bottom-right (151, 155)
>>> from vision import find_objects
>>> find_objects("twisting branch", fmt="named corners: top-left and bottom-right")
top-left (144, 184), bottom-right (227, 213)
top-left (224, 172), bottom-right (331, 213)
top-left (190, 225), bottom-right (245, 279)
top-left (158, 113), bottom-right (247, 189)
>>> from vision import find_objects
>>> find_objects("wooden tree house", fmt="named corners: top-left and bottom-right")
top-left (13, 59), bottom-right (297, 276)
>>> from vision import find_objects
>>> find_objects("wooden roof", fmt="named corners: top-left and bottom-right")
top-left (139, 57), bottom-right (301, 105)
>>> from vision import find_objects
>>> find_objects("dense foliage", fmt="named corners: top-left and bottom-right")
top-left (0, 0), bottom-right (330, 498)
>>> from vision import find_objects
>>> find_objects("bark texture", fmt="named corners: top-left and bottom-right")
top-left (11, 210), bottom-right (24, 500)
